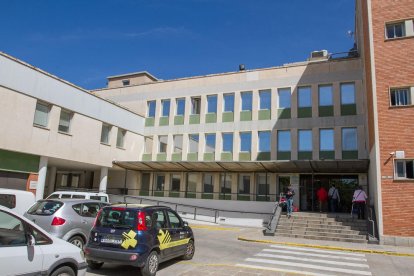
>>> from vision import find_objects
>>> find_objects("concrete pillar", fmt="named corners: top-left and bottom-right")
top-left (36, 156), bottom-right (48, 200)
top-left (99, 167), bottom-right (108, 193)
top-left (47, 166), bottom-right (57, 196)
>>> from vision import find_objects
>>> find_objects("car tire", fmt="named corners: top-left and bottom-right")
top-left (49, 265), bottom-right (75, 276)
top-left (140, 251), bottom-right (159, 276)
top-left (87, 260), bottom-right (104, 270)
top-left (181, 240), bottom-right (195, 260)
top-left (68, 235), bottom-right (84, 249)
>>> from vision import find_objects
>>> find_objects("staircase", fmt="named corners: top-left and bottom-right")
top-left (275, 212), bottom-right (368, 243)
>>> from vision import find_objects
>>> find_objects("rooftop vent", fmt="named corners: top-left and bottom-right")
top-left (239, 64), bottom-right (246, 71)
top-left (309, 50), bottom-right (329, 60)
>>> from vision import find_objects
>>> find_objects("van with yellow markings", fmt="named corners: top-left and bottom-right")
top-left (83, 204), bottom-right (195, 276)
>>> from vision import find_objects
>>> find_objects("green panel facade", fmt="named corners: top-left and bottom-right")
top-left (240, 111), bottom-right (252, 121)
top-left (202, 193), bottom-right (214, 199)
top-left (298, 107), bottom-right (312, 118)
top-left (186, 192), bottom-right (196, 198)
top-left (145, 117), bottom-right (155, 127)
top-left (256, 195), bottom-right (270, 201)
top-left (187, 153), bottom-right (198, 161)
top-left (341, 104), bottom-right (357, 116)
top-left (142, 154), bottom-right (152, 161)
top-left (222, 112), bottom-right (234, 122)
top-left (169, 192), bottom-right (180, 197)
top-left (219, 194), bottom-right (232, 200)
top-left (256, 152), bottom-right (271, 161)
top-left (237, 194), bottom-right (250, 201)
top-left (298, 151), bottom-right (313, 160)
top-left (174, 116), bottom-right (184, 125)
top-left (0, 149), bottom-right (39, 173)
top-left (342, 151), bottom-right (358, 160)
top-left (319, 151), bottom-right (335, 159)
top-left (139, 191), bottom-right (149, 196)
top-left (277, 151), bottom-right (291, 160)
top-left (203, 152), bottom-right (215, 161)
top-left (277, 108), bottom-right (291, 119)
top-left (156, 153), bottom-right (167, 161)
top-left (159, 117), bottom-right (169, 126)
top-left (154, 191), bottom-right (164, 197)
top-left (189, 114), bottom-right (200, 124)
top-left (319, 106), bottom-right (334, 117)
top-left (171, 153), bottom-right (182, 161)
top-left (258, 110), bottom-right (271, 120)
top-left (221, 152), bottom-right (233, 161)
top-left (205, 113), bottom-right (217, 123)
top-left (239, 152), bottom-right (251, 161)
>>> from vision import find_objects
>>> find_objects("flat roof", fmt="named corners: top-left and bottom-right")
top-left (107, 71), bottom-right (158, 81)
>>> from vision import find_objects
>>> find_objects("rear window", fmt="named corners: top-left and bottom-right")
top-left (27, 201), bottom-right (63, 216)
top-left (0, 194), bottom-right (16, 209)
top-left (72, 195), bottom-right (86, 199)
top-left (90, 196), bottom-right (108, 202)
top-left (96, 208), bottom-right (138, 230)
top-left (47, 194), bottom-right (60, 199)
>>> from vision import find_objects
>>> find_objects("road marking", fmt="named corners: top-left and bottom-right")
top-left (190, 225), bottom-right (240, 231)
top-left (245, 258), bottom-right (372, 275)
top-left (256, 253), bottom-right (369, 268)
top-left (269, 244), bottom-right (366, 257)
top-left (235, 263), bottom-right (335, 276)
top-left (263, 248), bottom-right (365, 261)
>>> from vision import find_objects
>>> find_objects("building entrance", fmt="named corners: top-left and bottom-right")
top-left (299, 175), bottom-right (360, 213)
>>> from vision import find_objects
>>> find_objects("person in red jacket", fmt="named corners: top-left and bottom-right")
top-left (316, 186), bottom-right (328, 212)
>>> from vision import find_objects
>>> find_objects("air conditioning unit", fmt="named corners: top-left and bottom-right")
top-left (310, 50), bottom-right (329, 60)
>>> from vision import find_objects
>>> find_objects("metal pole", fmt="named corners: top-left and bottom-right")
top-left (124, 169), bottom-right (128, 195)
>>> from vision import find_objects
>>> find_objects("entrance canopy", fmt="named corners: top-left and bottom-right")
top-left (113, 160), bottom-right (369, 173)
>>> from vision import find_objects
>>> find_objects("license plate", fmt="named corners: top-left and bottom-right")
top-left (100, 235), bottom-right (122, 244)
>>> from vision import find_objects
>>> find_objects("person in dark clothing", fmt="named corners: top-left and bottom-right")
top-left (285, 184), bottom-right (295, 218)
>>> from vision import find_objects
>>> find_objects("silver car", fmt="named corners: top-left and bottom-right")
top-left (24, 199), bottom-right (109, 248)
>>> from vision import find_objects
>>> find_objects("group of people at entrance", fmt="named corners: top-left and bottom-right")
top-left (316, 184), bottom-right (340, 213)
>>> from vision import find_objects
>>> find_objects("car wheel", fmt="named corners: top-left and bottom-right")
top-left (87, 260), bottom-right (104, 270)
top-left (68, 235), bottom-right (84, 249)
top-left (140, 251), bottom-right (159, 276)
top-left (182, 240), bottom-right (195, 260)
top-left (49, 266), bottom-right (75, 276)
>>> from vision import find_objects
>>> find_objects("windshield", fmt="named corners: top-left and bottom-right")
top-left (96, 208), bottom-right (136, 230)
top-left (27, 200), bottom-right (63, 216)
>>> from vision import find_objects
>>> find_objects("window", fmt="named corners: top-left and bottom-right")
top-left (186, 173), bottom-right (197, 194)
top-left (203, 174), bottom-right (214, 193)
top-left (341, 83), bottom-right (356, 105)
top-left (278, 130), bottom-right (291, 152)
top-left (116, 128), bottom-right (126, 148)
top-left (176, 98), bottom-right (185, 116)
top-left (240, 132), bottom-right (252, 152)
top-left (298, 86), bottom-right (312, 107)
top-left (33, 101), bottom-right (50, 127)
top-left (167, 211), bottom-right (182, 229)
top-left (122, 79), bottom-right (130, 86)
top-left (207, 95), bottom-right (217, 113)
top-left (188, 134), bottom-right (199, 153)
top-left (395, 160), bottom-right (414, 179)
top-left (259, 90), bottom-right (271, 110)
top-left (319, 85), bottom-right (333, 106)
top-left (161, 99), bottom-right (170, 117)
top-left (257, 174), bottom-right (270, 196)
top-left (58, 109), bottom-right (72, 133)
top-left (258, 131), bottom-right (271, 152)
top-left (241, 91), bottom-right (253, 111)
top-left (298, 129), bottom-right (312, 151)
top-left (144, 136), bottom-right (153, 153)
top-left (141, 173), bottom-right (151, 192)
top-left (100, 123), bottom-right (111, 144)
top-left (171, 174), bottom-right (181, 192)
top-left (159, 136), bottom-right (168, 153)
top-left (173, 135), bottom-right (183, 153)
top-left (156, 174), bottom-right (165, 191)
top-left (223, 93), bottom-right (235, 112)
top-left (222, 133), bottom-right (233, 152)
top-left (205, 133), bottom-right (216, 153)
top-left (320, 129), bottom-right (334, 151)
top-left (238, 175), bottom-right (250, 194)
top-left (0, 210), bottom-right (26, 246)
top-left (342, 128), bottom-right (357, 151)
top-left (0, 194), bottom-right (16, 209)
top-left (220, 173), bottom-right (232, 194)
top-left (191, 97), bottom-right (201, 115)
top-left (81, 203), bottom-right (101, 218)
top-left (147, 101), bottom-right (156, 117)
top-left (278, 88), bottom-right (291, 108)
top-left (386, 22), bottom-right (405, 39)
top-left (390, 88), bottom-right (411, 106)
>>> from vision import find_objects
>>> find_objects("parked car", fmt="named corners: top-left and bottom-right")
top-left (24, 199), bottom-right (109, 248)
top-left (0, 205), bottom-right (87, 276)
top-left (84, 204), bottom-right (195, 276)
top-left (47, 190), bottom-right (110, 203)
top-left (0, 188), bottom-right (36, 215)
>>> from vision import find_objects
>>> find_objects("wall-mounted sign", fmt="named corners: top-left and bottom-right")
top-left (29, 181), bottom-right (38, 189)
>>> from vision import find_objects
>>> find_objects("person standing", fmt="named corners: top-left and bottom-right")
top-left (316, 186), bottom-right (328, 212)
top-left (352, 186), bottom-right (368, 219)
top-left (285, 184), bottom-right (295, 218)
top-left (328, 184), bottom-right (340, 212)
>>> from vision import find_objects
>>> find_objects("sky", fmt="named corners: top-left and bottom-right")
top-left (1, 0), bottom-right (355, 90)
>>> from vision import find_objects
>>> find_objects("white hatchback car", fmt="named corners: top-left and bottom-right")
top-left (0, 205), bottom-right (87, 276)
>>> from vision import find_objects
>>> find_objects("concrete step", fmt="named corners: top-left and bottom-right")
top-left (276, 225), bottom-right (367, 235)
top-left (277, 221), bottom-right (367, 231)
top-left (279, 217), bottom-right (367, 226)
top-left (274, 232), bottom-right (368, 243)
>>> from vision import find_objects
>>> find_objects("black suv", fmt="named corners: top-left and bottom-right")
top-left (84, 204), bottom-right (195, 276)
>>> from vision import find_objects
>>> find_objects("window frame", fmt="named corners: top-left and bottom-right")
top-left (176, 98), bottom-right (185, 116)
top-left (188, 134), bottom-right (199, 153)
top-left (298, 129), bottom-right (312, 152)
top-left (223, 93), bottom-right (235, 112)
top-left (158, 135), bottom-right (168, 153)
top-left (222, 133), bottom-right (234, 153)
top-left (390, 87), bottom-right (411, 107)
top-left (207, 95), bottom-right (218, 114)
top-left (319, 129), bottom-right (334, 151)
top-left (341, 127), bottom-right (357, 151)
top-left (258, 131), bottom-right (271, 152)
top-left (241, 91), bottom-right (253, 111)
top-left (318, 85), bottom-right (333, 107)
top-left (385, 21), bottom-right (406, 39)
top-left (205, 133), bottom-right (216, 153)
top-left (33, 101), bottom-right (50, 128)
top-left (100, 123), bottom-right (112, 145)
top-left (277, 130), bottom-right (291, 152)
top-left (340, 83), bottom-right (356, 105)
top-left (58, 109), bottom-right (73, 134)
top-left (394, 159), bottom-right (414, 180)
top-left (191, 97), bottom-right (201, 115)
top-left (116, 128), bottom-right (126, 148)
top-left (298, 86), bottom-right (312, 108)
top-left (240, 132), bottom-right (252, 153)
top-left (259, 89), bottom-right (271, 110)
top-left (161, 99), bottom-right (171, 117)
top-left (278, 88), bottom-right (291, 109)
top-left (147, 101), bottom-right (156, 118)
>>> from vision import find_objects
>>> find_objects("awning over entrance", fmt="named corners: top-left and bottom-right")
top-left (113, 160), bottom-right (369, 173)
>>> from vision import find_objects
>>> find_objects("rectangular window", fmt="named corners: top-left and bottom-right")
top-left (191, 97), bottom-right (201, 114)
top-left (395, 160), bottom-right (414, 179)
top-left (319, 85), bottom-right (333, 106)
top-left (241, 91), bottom-right (253, 111)
top-left (58, 109), bottom-right (72, 133)
top-left (240, 132), bottom-right (252, 152)
top-left (278, 88), bottom-right (291, 108)
top-left (220, 173), bottom-right (232, 194)
top-left (144, 137), bottom-right (153, 153)
top-left (188, 134), bottom-right (199, 153)
top-left (258, 131), bottom-right (271, 152)
top-left (100, 123), bottom-right (112, 144)
top-left (341, 83), bottom-right (356, 105)
top-left (186, 173), bottom-right (197, 193)
top-left (122, 79), bottom-right (130, 86)
top-left (320, 129), bottom-right (334, 151)
top-left (298, 86), bottom-right (312, 107)
top-left (222, 133), bottom-right (233, 152)
top-left (390, 88), bottom-right (411, 106)
top-left (116, 128), bottom-right (126, 148)
top-left (161, 99), bottom-right (170, 117)
top-left (156, 174), bottom-right (165, 191)
top-left (257, 174), bottom-right (270, 196)
top-left (34, 101), bottom-right (50, 127)
top-left (298, 129), bottom-right (312, 151)
top-left (147, 101), bottom-right (156, 117)
top-left (223, 93), bottom-right (235, 112)
top-left (259, 90), bottom-right (271, 110)
top-left (176, 98), bottom-right (185, 116)
top-left (171, 174), bottom-right (181, 192)
top-left (278, 130), bottom-right (291, 152)
top-left (205, 133), bottom-right (216, 153)
top-left (203, 174), bottom-right (214, 193)
top-left (173, 135), bottom-right (183, 153)
top-left (342, 128), bottom-right (357, 151)
top-left (207, 95), bottom-right (218, 113)
top-left (159, 135), bottom-right (168, 153)
top-left (238, 175), bottom-right (250, 194)
top-left (386, 22), bottom-right (405, 39)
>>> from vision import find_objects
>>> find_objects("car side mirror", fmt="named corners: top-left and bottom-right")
top-left (183, 221), bottom-right (189, 227)
top-left (27, 234), bottom-right (36, 247)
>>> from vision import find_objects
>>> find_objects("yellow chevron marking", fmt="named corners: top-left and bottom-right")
top-left (121, 230), bottom-right (137, 249)
top-left (157, 229), bottom-right (190, 250)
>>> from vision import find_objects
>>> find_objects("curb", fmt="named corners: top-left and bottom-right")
top-left (237, 236), bottom-right (414, 257)
top-left (190, 225), bottom-right (240, 231)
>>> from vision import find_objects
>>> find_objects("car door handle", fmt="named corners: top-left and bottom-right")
top-left (81, 220), bottom-right (88, 224)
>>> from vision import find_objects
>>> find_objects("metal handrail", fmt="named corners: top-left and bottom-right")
top-left (367, 206), bottom-right (376, 240)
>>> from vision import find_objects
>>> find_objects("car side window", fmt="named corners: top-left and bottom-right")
top-left (82, 203), bottom-right (100, 218)
top-left (152, 210), bottom-right (167, 229)
top-left (72, 195), bottom-right (85, 199)
top-left (61, 194), bottom-right (71, 199)
top-left (167, 211), bottom-right (182, 229)
top-left (0, 194), bottom-right (16, 209)
top-left (0, 210), bottom-right (26, 247)
top-left (26, 224), bottom-right (51, 245)
top-left (72, 204), bottom-right (82, 215)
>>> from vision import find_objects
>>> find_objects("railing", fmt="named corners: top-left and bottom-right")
top-left (263, 202), bottom-right (282, 236)
top-left (328, 50), bottom-right (359, 60)
top-left (367, 206), bottom-right (378, 243)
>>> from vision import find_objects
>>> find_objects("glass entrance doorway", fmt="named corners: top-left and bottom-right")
top-left (299, 175), bottom-right (361, 212)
